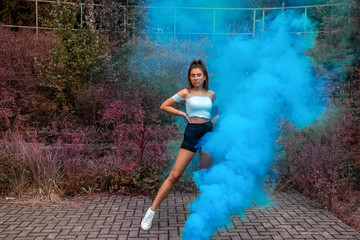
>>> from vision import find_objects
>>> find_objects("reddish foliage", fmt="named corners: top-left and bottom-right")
top-left (0, 28), bottom-right (55, 130)
top-left (0, 27), bottom-right (179, 196)
top-left (99, 90), bottom-right (178, 168)
top-left (279, 79), bottom-right (360, 231)
top-left (32, 88), bottom-right (179, 195)
top-left (75, 84), bottom-right (109, 125)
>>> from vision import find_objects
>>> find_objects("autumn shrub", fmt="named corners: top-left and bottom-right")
top-left (0, 28), bottom-right (54, 130)
top-left (0, 1), bottom-right (208, 198)
top-left (277, 1), bottom-right (360, 230)
top-left (0, 26), bottom-right (88, 130)
top-left (96, 89), bottom-right (179, 192)
top-left (74, 83), bottom-right (110, 125)
top-left (53, 90), bottom-right (178, 195)
top-left (277, 77), bottom-right (360, 230)
top-left (30, 87), bottom-right (177, 195)
top-left (0, 97), bottom-right (178, 197)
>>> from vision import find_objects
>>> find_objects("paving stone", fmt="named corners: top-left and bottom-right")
top-left (0, 190), bottom-right (359, 239)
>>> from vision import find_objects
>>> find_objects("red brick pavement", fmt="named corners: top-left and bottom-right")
top-left (0, 190), bottom-right (359, 240)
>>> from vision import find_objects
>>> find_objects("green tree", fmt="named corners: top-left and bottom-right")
top-left (309, 0), bottom-right (359, 86)
top-left (38, 1), bottom-right (110, 118)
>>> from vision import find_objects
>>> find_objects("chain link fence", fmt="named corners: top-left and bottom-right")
top-left (0, 0), bottom-right (350, 39)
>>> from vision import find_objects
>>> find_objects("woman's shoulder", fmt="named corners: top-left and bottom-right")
top-left (207, 90), bottom-right (216, 101)
top-left (177, 88), bottom-right (190, 98)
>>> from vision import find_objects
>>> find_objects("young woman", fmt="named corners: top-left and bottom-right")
top-left (141, 60), bottom-right (219, 231)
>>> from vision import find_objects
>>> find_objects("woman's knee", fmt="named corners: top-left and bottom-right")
top-left (168, 171), bottom-right (182, 184)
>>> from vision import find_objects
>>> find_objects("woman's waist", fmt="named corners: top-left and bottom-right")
top-left (188, 116), bottom-right (211, 124)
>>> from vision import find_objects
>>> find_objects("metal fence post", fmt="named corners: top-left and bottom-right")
top-left (304, 7), bottom-right (307, 38)
top-left (262, 8), bottom-right (265, 31)
top-left (213, 8), bottom-right (216, 42)
top-left (253, 9), bottom-right (256, 34)
top-left (36, 0), bottom-right (39, 39)
top-left (347, 4), bottom-right (351, 30)
top-left (125, 0), bottom-right (128, 32)
top-left (80, 3), bottom-right (83, 28)
top-left (123, 5), bottom-right (126, 32)
top-left (174, 7), bottom-right (177, 40)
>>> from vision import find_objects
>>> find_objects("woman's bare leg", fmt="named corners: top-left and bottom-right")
top-left (199, 150), bottom-right (212, 169)
top-left (150, 148), bottom-right (195, 211)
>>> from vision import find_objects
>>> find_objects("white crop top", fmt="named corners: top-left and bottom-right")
top-left (172, 93), bottom-right (216, 119)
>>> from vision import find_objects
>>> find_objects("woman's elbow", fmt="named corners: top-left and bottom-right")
top-left (160, 104), bottom-right (166, 111)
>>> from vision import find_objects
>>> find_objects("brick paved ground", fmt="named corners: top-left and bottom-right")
top-left (0, 190), bottom-right (359, 240)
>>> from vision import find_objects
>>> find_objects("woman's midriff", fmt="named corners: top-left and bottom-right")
top-left (189, 116), bottom-right (210, 124)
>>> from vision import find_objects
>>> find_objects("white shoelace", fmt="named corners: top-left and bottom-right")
top-left (143, 211), bottom-right (155, 222)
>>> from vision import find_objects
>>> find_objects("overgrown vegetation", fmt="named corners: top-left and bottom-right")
top-left (0, 1), bottom-right (180, 198)
top-left (274, 0), bottom-right (360, 231)
top-left (0, 0), bottom-right (359, 231)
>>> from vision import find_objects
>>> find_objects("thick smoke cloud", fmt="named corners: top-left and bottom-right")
top-left (182, 11), bottom-right (325, 239)
top-left (144, 1), bottom-right (326, 239)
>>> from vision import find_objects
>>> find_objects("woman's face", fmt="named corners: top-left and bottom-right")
top-left (190, 68), bottom-right (206, 88)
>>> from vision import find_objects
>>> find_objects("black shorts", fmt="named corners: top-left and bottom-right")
top-left (180, 121), bottom-right (214, 153)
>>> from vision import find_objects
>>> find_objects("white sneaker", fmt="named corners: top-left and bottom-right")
top-left (141, 207), bottom-right (156, 231)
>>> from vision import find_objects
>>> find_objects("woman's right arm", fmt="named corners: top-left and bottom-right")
top-left (160, 89), bottom-right (191, 123)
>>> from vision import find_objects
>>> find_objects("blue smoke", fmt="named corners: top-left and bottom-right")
top-left (144, 1), bottom-right (326, 239)
top-left (182, 11), bottom-right (325, 239)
